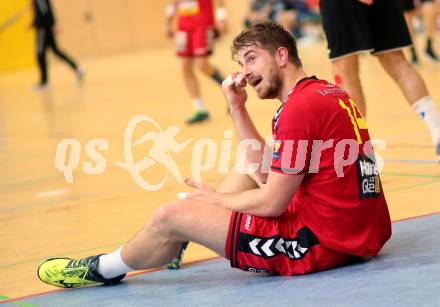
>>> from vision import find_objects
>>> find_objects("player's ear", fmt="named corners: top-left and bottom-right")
top-left (276, 47), bottom-right (289, 68)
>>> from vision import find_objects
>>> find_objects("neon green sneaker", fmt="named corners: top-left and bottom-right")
top-left (186, 110), bottom-right (209, 124)
top-left (166, 241), bottom-right (189, 270)
top-left (37, 255), bottom-right (125, 288)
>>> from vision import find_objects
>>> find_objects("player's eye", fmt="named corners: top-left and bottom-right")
top-left (247, 55), bottom-right (256, 64)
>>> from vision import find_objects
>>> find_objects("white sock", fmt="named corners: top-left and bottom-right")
top-left (412, 96), bottom-right (440, 144)
top-left (97, 246), bottom-right (133, 279)
top-left (192, 97), bottom-right (206, 111)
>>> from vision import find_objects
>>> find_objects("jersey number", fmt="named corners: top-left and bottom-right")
top-left (338, 98), bottom-right (367, 144)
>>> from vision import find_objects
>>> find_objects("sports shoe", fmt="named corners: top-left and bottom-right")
top-left (186, 110), bottom-right (209, 124)
top-left (410, 48), bottom-right (419, 66)
top-left (76, 66), bottom-right (85, 86)
top-left (32, 82), bottom-right (49, 92)
top-left (166, 241), bottom-right (189, 270)
top-left (424, 44), bottom-right (439, 62)
top-left (37, 255), bottom-right (125, 288)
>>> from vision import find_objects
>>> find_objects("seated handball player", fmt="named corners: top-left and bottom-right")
top-left (37, 21), bottom-right (391, 288)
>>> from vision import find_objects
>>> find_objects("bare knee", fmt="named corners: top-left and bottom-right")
top-left (148, 202), bottom-right (184, 237)
top-left (332, 55), bottom-right (360, 82)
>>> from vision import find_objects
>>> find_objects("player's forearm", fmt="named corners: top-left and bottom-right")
top-left (219, 187), bottom-right (286, 217)
top-left (165, 1), bottom-right (177, 20)
top-left (214, 0), bottom-right (227, 32)
top-left (214, 0), bottom-right (225, 10)
top-left (230, 106), bottom-right (268, 182)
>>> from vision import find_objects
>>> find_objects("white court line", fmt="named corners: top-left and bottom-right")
top-left (35, 189), bottom-right (68, 198)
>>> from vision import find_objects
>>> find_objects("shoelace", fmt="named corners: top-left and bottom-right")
top-left (62, 266), bottom-right (90, 286)
top-left (62, 258), bottom-right (95, 285)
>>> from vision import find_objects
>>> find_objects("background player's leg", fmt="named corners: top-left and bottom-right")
top-left (194, 56), bottom-right (224, 86)
top-left (403, 9), bottom-right (420, 64)
top-left (331, 54), bottom-right (367, 115)
top-left (181, 57), bottom-right (209, 123)
top-left (47, 28), bottom-right (83, 82)
top-left (377, 50), bottom-right (428, 104)
top-left (47, 29), bottom-right (77, 70)
top-left (377, 50), bottom-right (440, 156)
top-left (421, 1), bottom-right (439, 61)
top-left (35, 28), bottom-right (48, 89)
top-left (194, 56), bottom-right (229, 112)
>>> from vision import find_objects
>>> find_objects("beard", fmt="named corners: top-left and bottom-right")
top-left (256, 64), bottom-right (282, 99)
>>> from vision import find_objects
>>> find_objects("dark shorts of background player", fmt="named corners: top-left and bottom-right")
top-left (320, 0), bottom-right (412, 60)
top-left (401, 0), bottom-right (434, 12)
top-left (225, 211), bottom-right (354, 276)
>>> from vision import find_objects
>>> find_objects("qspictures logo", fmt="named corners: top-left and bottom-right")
top-left (54, 114), bottom-right (386, 191)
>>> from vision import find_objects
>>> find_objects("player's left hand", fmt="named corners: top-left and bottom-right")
top-left (184, 178), bottom-right (223, 204)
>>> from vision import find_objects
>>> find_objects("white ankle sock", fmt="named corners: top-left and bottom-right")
top-left (192, 97), bottom-right (206, 111)
top-left (412, 96), bottom-right (440, 144)
top-left (97, 247), bottom-right (133, 279)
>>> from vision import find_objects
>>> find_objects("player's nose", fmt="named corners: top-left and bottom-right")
top-left (241, 65), bottom-right (252, 80)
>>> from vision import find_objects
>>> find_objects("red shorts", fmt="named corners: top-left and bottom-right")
top-left (175, 25), bottom-right (214, 57)
top-left (225, 210), bottom-right (353, 276)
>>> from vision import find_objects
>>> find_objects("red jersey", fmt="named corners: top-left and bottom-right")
top-left (270, 77), bottom-right (391, 257)
top-left (176, 0), bottom-right (214, 29)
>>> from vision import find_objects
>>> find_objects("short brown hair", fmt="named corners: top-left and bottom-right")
top-left (231, 21), bottom-right (302, 67)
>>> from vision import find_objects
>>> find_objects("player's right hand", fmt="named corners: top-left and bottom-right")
top-left (222, 73), bottom-right (248, 110)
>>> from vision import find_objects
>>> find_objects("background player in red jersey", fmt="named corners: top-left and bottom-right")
top-left (37, 21), bottom-right (391, 288)
top-left (165, 0), bottom-right (228, 124)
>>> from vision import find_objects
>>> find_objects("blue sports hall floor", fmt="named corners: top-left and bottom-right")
top-left (2, 214), bottom-right (439, 307)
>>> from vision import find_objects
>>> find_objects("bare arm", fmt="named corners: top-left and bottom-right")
top-left (165, 0), bottom-right (177, 37)
top-left (214, 0), bottom-right (228, 34)
top-left (186, 171), bottom-right (303, 217)
top-left (222, 74), bottom-right (269, 183)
